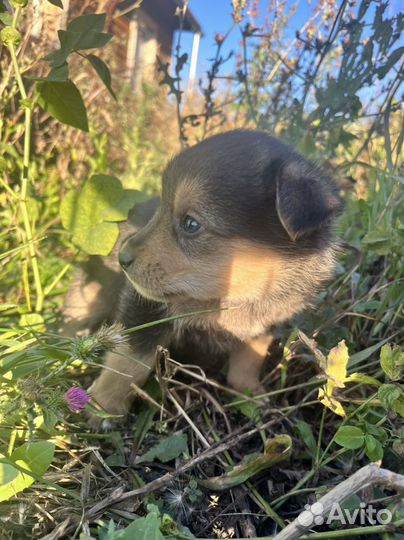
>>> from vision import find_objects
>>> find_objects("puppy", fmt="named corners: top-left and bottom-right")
top-left (62, 130), bottom-right (343, 422)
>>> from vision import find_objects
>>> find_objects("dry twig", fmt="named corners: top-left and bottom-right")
top-left (273, 463), bottom-right (404, 540)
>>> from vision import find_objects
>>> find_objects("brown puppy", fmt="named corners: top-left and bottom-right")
top-left (62, 130), bottom-right (343, 423)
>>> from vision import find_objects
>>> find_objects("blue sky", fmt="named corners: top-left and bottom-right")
top-left (175, 0), bottom-right (320, 80)
top-left (174, 0), bottom-right (403, 82)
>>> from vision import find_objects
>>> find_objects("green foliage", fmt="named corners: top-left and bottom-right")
top-left (377, 344), bottom-right (404, 418)
top-left (86, 54), bottom-right (117, 100)
top-left (380, 344), bottom-right (404, 382)
top-left (334, 425), bottom-right (365, 450)
top-left (90, 504), bottom-right (193, 540)
top-left (45, 14), bottom-right (112, 67)
top-left (334, 423), bottom-right (385, 461)
top-left (33, 13), bottom-right (115, 131)
top-left (0, 0), bottom-right (404, 537)
top-left (115, 509), bottom-right (165, 540)
top-left (60, 174), bottom-right (147, 255)
top-left (137, 433), bottom-right (188, 464)
top-left (47, 0), bottom-right (63, 8)
top-left (295, 420), bottom-right (317, 457)
top-left (37, 80), bottom-right (89, 131)
top-left (0, 441), bottom-right (55, 501)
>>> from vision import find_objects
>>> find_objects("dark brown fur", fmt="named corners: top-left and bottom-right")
top-left (62, 130), bottom-right (343, 425)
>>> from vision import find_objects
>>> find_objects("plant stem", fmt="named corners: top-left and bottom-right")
top-left (240, 28), bottom-right (258, 126)
top-left (7, 29), bottom-right (44, 312)
top-left (272, 448), bottom-right (348, 509)
top-left (315, 406), bottom-right (327, 466)
top-left (319, 392), bottom-right (377, 463)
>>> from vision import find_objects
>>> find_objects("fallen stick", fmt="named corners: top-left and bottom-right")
top-left (273, 463), bottom-right (404, 540)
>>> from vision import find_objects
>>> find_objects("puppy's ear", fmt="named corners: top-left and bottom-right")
top-left (274, 159), bottom-right (343, 241)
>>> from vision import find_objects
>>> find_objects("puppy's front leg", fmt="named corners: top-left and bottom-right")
top-left (87, 286), bottom-right (171, 428)
top-left (227, 335), bottom-right (273, 393)
top-left (89, 343), bottom-right (156, 424)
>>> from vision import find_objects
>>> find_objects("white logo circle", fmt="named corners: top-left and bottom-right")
top-left (297, 503), bottom-right (324, 527)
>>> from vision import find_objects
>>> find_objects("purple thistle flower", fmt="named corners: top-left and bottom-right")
top-left (65, 387), bottom-right (90, 413)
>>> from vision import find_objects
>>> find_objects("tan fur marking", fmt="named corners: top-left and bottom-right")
top-left (127, 233), bottom-right (283, 304)
top-left (173, 177), bottom-right (204, 216)
top-left (227, 335), bottom-right (273, 392)
top-left (219, 241), bottom-right (282, 301)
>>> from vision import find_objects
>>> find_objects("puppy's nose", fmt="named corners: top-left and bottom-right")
top-left (118, 249), bottom-right (134, 270)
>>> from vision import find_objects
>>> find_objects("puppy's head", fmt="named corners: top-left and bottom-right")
top-left (119, 130), bottom-right (343, 304)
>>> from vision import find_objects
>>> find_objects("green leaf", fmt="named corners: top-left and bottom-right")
top-left (378, 383), bottom-right (403, 409)
top-left (85, 54), bottom-right (116, 100)
top-left (0, 462), bottom-right (19, 501)
top-left (133, 407), bottom-right (157, 451)
top-left (102, 190), bottom-right (149, 222)
top-left (137, 433), bottom-right (188, 464)
top-left (25, 62), bottom-right (68, 82)
top-left (60, 29), bottom-right (113, 51)
top-left (364, 434), bottom-right (384, 462)
top-left (364, 422), bottom-right (388, 443)
top-left (377, 47), bottom-right (404, 79)
top-left (0, 12), bottom-right (12, 25)
top-left (341, 494), bottom-right (362, 514)
top-left (40, 409), bottom-right (59, 433)
top-left (0, 441), bottom-right (55, 502)
top-left (353, 300), bottom-right (382, 313)
top-left (45, 28), bottom-right (112, 68)
top-left (45, 31), bottom-right (79, 67)
top-left (380, 344), bottom-right (404, 381)
top-left (36, 80), bottom-right (88, 131)
top-left (47, 0), bottom-right (63, 7)
top-left (395, 398), bottom-right (404, 417)
top-left (117, 511), bottom-right (164, 540)
top-left (344, 372), bottom-right (381, 387)
top-left (362, 227), bottom-right (392, 255)
top-left (295, 420), bottom-right (317, 456)
top-left (67, 13), bottom-right (106, 33)
top-left (160, 513), bottom-right (194, 539)
top-left (60, 175), bottom-right (125, 255)
top-left (229, 396), bottom-right (260, 419)
top-left (349, 338), bottom-right (390, 367)
top-left (47, 62), bottom-right (69, 81)
top-left (19, 313), bottom-right (45, 332)
top-left (334, 425), bottom-right (365, 450)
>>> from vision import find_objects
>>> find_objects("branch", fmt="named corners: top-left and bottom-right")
top-left (273, 463), bottom-right (404, 540)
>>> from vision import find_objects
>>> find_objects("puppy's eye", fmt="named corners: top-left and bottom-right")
top-left (181, 215), bottom-right (201, 234)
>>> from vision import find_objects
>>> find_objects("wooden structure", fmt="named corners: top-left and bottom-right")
top-left (112, 0), bottom-right (202, 89)
top-left (36, 0), bottom-right (202, 91)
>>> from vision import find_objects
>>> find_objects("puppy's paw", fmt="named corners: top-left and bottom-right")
top-left (226, 371), bottom-right (263, 395)
top-left (86, 381), bottom-right (132, 431)
top-left (85, 409), bottom-right (123, 431)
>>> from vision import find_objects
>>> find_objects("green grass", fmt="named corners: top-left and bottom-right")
top-left (1, 133), bottom-right (403, 539)
top-left (1, 1), bottom-right (404, 538)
